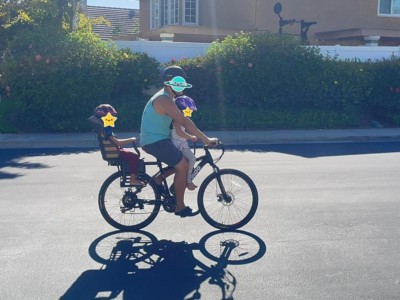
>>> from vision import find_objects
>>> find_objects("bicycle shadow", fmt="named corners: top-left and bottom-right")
top-left (60, 230), bottom-right (266, 300)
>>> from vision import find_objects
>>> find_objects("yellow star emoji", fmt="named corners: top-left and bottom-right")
top-left (182, 107), bottom-right (193, 117)
top-left (101, 112), bottom-right (117, 127)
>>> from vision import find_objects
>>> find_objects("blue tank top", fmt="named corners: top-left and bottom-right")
top-left (140, 89), bottom-right (173, 147)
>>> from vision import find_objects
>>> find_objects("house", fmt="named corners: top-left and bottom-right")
top-left (86, 6), bottom-right (139, 40)
top-left (138, 0), bottom-right (400, 46)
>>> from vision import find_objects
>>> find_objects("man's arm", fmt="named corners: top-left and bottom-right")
top-left (173, 120), bottom-right (197, 141)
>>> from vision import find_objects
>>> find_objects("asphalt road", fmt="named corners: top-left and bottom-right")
top-left (0, 142), bottom-right (400, 300)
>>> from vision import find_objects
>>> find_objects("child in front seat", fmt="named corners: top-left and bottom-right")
top-left (171, 96), bottom-right (198, 190)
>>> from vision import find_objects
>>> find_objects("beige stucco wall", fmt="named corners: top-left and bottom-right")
top-left (253, 0), bottom-right (400, 44)
top-left (199, 0), bottom-right (256, 30)
top-left (139, 0), bottom-right (400, 45)
top-left (139, 0), bottom-right (150, 37)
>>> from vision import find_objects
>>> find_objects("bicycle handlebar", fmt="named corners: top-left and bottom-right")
top-left (203, 140), bottom-right (225, 163)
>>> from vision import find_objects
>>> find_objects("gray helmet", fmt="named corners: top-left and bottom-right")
top-left (162, 65), bottom-right (187, 82)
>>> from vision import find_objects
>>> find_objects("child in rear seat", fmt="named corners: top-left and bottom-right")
top-left (92, 104), bottom-right (143, 186)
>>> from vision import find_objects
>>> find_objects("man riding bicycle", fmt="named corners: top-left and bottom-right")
top-left (140, 66), bottom-right (218, 218)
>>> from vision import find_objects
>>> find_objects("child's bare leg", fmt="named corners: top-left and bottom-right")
top-left (186, 182), bottom-right (197, 190)
top-left (181, 149), bottom-right (197, 191)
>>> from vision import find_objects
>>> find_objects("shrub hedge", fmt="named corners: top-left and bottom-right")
top-left (0, 19), bottom-right (159, 133)
top-left (1, 31), bottom-right (400, 133)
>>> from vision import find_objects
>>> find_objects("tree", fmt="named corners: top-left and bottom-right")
top-left (0, 0), bottom-right (85, 71)
top-left (0, 0), bottom-right (83, 42)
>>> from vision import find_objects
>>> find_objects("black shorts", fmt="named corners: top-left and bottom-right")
top-left (142, 139), bottom-right (183, 167)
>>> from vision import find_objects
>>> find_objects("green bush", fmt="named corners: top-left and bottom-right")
top-left (0, 15), bottom-right (159, 132)
top-left (111, 94), bottom-right (149, 131)
top-left (176, 32), bottom-right (369, 129)
top-left (366, 57), bottom-right (400, 122)
top-left (112, 49), bottom-right (160, 98)
top-left (109, 49), bottom-right (159, 131)
top-left (0, 98), bottom-right (18, 133)
top-left (2, 28), bottom-right (400, 133)
top-left (2, 30), bottom-right (118, 132)
top-left (193, 104), bottom-right (358, 130)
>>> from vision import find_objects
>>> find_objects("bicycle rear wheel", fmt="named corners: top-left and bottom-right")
top-left (198, 169), bottom-right (258, 230)
top-left (98, 172), bottom-right (160, 231)
top-left (89, 230), bottom-right (158, 265)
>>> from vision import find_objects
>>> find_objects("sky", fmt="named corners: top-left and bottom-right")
top-left (87, 0), bottom-right (139, 9)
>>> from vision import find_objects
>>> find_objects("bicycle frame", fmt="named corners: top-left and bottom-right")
top-left (146, 144), bottom-right (226, 197)
top-left (192, 145), bottom-right (231, 202)
top-left (128, 144), bottom-right (228, 213)
top-left (191, 145), bottom-right (221, 181)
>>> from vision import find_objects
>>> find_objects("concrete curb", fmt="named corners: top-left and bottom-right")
top-left (209, 128), bottom-right (400, 145)
top-left (1, 128), bottom-right (400, 149)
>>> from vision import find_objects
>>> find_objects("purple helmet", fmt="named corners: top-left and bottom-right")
top-left (175, 96), bottom-right (197, 112)
top-left (94, 104), bottom-right (117, 118)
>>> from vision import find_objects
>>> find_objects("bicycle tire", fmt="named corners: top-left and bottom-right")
top-left (98, 172), bottom-right (161, 231)
top-left (199, 230), bottom-right (266, 265)
top-left (88, 230), bottom-right (158, 265)
top-left (198, 169), bottom-right (258, 230)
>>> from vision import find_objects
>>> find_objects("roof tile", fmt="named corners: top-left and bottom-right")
top-left (86, 6), bottom-right (139, 40)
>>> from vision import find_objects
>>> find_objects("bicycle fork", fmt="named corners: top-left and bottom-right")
top-left (212, 167), bottom-right (233, 204)
top-left (193, 158), bottom-right (233, 204)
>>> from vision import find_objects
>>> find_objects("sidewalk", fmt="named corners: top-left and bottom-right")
top-left (1, 128), bottom-right (400, 149)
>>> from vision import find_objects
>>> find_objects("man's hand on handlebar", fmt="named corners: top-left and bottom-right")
top-left (207, 138), bottom-right (219, 147)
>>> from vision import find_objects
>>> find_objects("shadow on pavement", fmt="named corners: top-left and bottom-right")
top-left (0, 148), bottom-right (97, 180)
top-left (227, 142), bottom-right (400, 158)
top-left (60, 229), bottom-right (266, 300)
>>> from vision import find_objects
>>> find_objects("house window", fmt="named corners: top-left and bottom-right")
top-left (183, 0), bottom-right (198, 25)
top-left (151, 0), bottom-right (179, 29)
top-left (151, 0), bottom-right (161, 29)
top-left (163, 0), bottom-right (179, 26)
top-left (379, 0), bottom-right (400, 15)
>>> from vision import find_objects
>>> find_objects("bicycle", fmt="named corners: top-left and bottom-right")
top-left (97, 138), bottom-right (258, 231)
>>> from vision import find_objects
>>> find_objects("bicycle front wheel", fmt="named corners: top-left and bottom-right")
top-left (198, 169), bottom-right (258, 230)
top-left (98, 172), bottom-right (160, 231)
